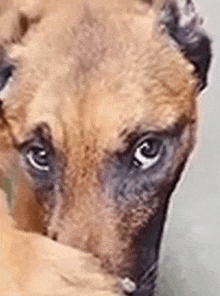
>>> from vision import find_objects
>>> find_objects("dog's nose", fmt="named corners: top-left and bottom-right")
top-left (0, 59), bottom-right (14, 92)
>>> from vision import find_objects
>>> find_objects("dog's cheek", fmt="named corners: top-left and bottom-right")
top-left (13, 174), bottom-right (45, 232)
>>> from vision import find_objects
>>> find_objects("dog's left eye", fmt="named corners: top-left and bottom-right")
top-left (26, 145), bottom-right (50, 172)
top-left (133, 138), bottom-right (163, 169)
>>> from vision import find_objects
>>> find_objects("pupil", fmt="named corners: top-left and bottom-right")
top-left (140, 140), bottom-right (160, 158)
top-left (32, 147), bottom-right (49, 166)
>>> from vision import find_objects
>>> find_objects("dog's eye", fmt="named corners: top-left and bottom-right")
top-left (133, 138), bottom-right (163, 169)
top-left (26, 145), bottom-right (50, 172)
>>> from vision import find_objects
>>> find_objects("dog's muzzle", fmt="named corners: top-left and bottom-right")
top-left (120, 262), bottom-right (158, 296)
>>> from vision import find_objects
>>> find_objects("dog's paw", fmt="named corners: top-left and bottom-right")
top-left (160, 0), bottom-right (212, 91)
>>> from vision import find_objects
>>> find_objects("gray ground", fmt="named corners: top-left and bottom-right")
top-left (157, 1), bottom-right (220, 295)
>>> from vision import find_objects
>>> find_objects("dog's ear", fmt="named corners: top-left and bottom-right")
top-left (0, 0), bottom-right (42, 45)
top-left (148, 0), bottom-right (166, 9)
top-left (0, 49), bottom-right (16, 170)
top-left (160, 0), bottom-right (212, 91)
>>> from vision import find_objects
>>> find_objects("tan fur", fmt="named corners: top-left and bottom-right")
top-left (0, 188), bottom-right (117, 296)
top-left (0, 0), bottom-right (199, 294)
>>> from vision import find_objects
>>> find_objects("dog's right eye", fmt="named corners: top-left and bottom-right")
top-left (18, 128), bottom-right (58, 191)
top-left (19, 138), bottom-right (55, 177)
top-left (26, 145), bottom-right (51, 172)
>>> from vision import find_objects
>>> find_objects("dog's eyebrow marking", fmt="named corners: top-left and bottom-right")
top-left (119, 118), bottom-right (189, 147)
top-left (15, 123), bottom-right (55, 156)
top-left (119, 128), bottom-right (129, 139)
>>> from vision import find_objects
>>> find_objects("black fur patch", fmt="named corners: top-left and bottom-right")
top-left (160, 0), bottom-right (212, 90)
top-left (0, 55), bottom-right (14, 92)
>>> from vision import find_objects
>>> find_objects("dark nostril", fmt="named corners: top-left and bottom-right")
top-left (42, 226), bottom-right (48, 236)
top-left (52, 232), bottom-right (58, 241)
top-left (0, 61), bottom-right (15, 92)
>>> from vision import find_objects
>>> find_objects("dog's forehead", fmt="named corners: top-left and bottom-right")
top-left (13, 75), bottom-right (196, 154)
top-left (6, 3), bottom-right (197, 149)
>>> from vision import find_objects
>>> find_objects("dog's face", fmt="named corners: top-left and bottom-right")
top-left (0, 0), bottom-right (211, 295)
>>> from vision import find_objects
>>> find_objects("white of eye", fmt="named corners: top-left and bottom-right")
top-left (26, 149), bottom-right (50, 172)
top-left (133, 140), bottom-right (162, 170)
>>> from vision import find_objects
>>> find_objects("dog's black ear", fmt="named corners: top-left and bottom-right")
top-left (0, 52), bottom-right (14, 92)
top-left (160, 0), bottom-right (212, 91)
top-left (0, 48), bottom-right (15, 109)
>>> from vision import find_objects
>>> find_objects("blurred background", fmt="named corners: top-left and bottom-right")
top-left (157, 1), bottom-right (220, 295)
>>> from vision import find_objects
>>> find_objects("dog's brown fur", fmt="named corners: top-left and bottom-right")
top-left (0, 0), bottom-right (203, 294)
top-left (0, 188), bottom-right (117, 296)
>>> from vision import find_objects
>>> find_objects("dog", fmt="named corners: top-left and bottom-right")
top-left (0, 188), bottom-right (117, 296)
top-left (0, 0), bottom-right (212, 295)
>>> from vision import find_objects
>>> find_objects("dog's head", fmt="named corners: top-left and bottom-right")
top-left (0, 0), bottom-right (211, 295)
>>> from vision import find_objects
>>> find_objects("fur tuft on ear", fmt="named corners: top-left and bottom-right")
top-left (160, 0), bottom-right (212, 91)
top-left (0, 0), bottom-right (42, 45)
top-left (142, 0), bottom-right (166, 10)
